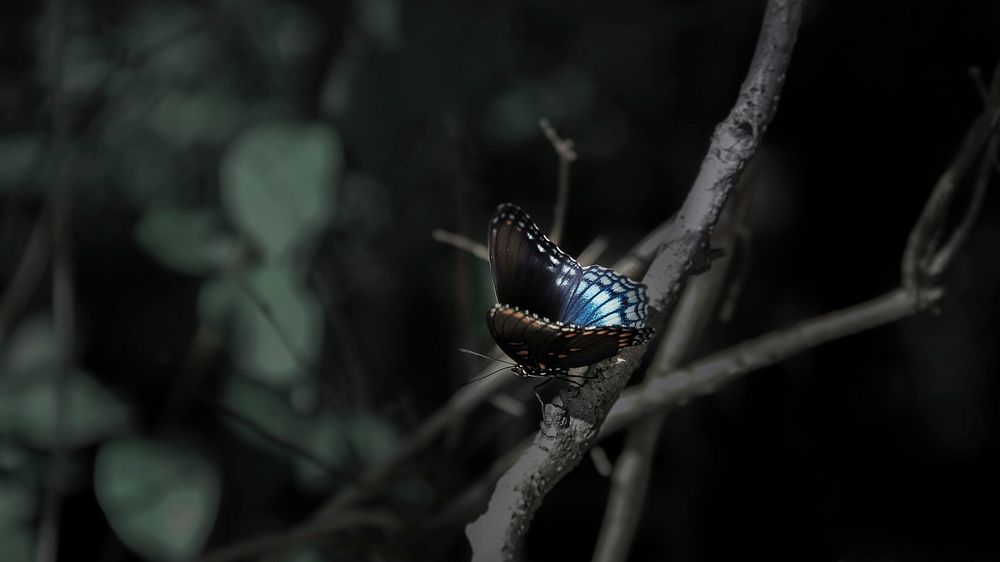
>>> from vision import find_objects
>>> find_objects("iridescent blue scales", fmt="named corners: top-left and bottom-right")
top-left (487, 203), bottom-right (653, 379)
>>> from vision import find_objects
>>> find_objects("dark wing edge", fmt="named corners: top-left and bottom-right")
top-left (487, 304), bottom-right (654, 372)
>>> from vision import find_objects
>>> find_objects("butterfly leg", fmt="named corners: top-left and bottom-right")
top-left (559, 369), bottom-right (598, 386)
top-left (532, 377), bottom-right (557, 407)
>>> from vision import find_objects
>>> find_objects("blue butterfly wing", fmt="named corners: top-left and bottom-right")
top-left (561, 265), bottom-right (649, 328)
top-left (489, 203), bottom-right (582, 322)
top-left (488, 203), bottom-right (650, 329)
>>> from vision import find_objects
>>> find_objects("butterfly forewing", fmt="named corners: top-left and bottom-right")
top-left (489, 204), bottom-right (582, 322)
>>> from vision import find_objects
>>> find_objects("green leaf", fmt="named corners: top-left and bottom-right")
top-left (198, 264), bottom-right (323, 386)
top-left (94, 438), bottom-right (220, 562)
top-left (0, 318), bottom-right (130, 449)
top-left (1, 315), bottom-right (58, 378)
top-left (135, 206), bottom-right (240, 275)
top-left (147, 91), bottom-right (244, 147)
top-left (220, 122), bottom-right (342, 259)
top-left (0, 370), bottom-right (131, 450)
top-left (220, 376), bottom-right (302, 454)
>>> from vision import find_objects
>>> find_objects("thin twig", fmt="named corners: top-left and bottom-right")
top-left (199, 509), bottom-right (402, 562)
top-left (928, 137), bottom-right (996, 276)
top-left (902, 62), bottom-right (1000, 288)
top-left (466, 2), bottom-right (804, 559)
top-left (540, 118), bottom-right (577, 245)
top-left (602, 286), bottom-right (942, 435)
top-left (431, 228), bottom-right (609, 270)
top-left (196, 363), bottom-right (515, 562)
top-left (718, 224), bottom-right (752, 323)
top-left (156, 324), bottom-right (222, 429)
top-left (35, 0), bottom-right (72, 559)
top-left (0, 208), bottom-right (52, 343)
top-left (969, 66), bottom-right (989, 104)
top-left (314, 264), bottom-right (371, 410)
top-left (575, 235), bottom-right (609, 267)
top-left (235, 273), bottom-right (314, 373)
top-left (206, 395), bottom-right (354, 481)
top-left (83, 18), bottom-right (213, 126)
top-left (431, 228), bottom-right (489, 262)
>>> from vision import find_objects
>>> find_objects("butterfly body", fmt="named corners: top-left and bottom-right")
top-left (486, 203), bottom-right (653, 379)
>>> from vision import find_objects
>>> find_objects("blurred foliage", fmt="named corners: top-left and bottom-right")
top-left (135, 206), bottom-right (240, 275)
top-left (94, 438), bottom-right (219, 561)
top-left (199, 263), bottom-right (323, 386)
top-left (0, 317), bottom-right (130, 450)
top-left (219, 121), bottom-right (342, 261)
top-left (0, 0), bottom-right (998, 560)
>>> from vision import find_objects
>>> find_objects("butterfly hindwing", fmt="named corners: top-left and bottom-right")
top-left (562, 265), bottom-right (648, 329)
top-left (487, 304), bottom-right (653, 375)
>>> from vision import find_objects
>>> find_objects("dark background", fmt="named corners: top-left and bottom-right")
top-left (1, 0), bottom-right (998, 560)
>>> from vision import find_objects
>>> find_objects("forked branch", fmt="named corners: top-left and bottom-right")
top-left (465, 1), bottom-right (805, 559)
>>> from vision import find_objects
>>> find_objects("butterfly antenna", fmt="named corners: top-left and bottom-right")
top-left (462, 364), bottom-right (514, 386)
top-left (457, 348), bottom-right (515, 366)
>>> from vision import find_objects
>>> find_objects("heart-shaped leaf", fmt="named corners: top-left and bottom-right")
top-left (94, 438), bottom-right (220, 562)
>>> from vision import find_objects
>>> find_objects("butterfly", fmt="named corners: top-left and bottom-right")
top-left (486, 203), bottom-right (653, 380)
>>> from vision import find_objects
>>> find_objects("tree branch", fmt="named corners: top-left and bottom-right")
top-left (593, 178), bottom-right (754, 562)
top-left (466, 1), bottom-right (804, 559)
top-left (435, 71), bottom-right (999, 528)
top-left (902, 62), bottom-right (1000, 288)
top-left (432, 284), bottom-right (945, 533)
top-left (431, 228), bottom-right (490, 262)
top-left (602, 286), bottom-right (942, 436)
top-left (540, 118), bottom-right (578, 245)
